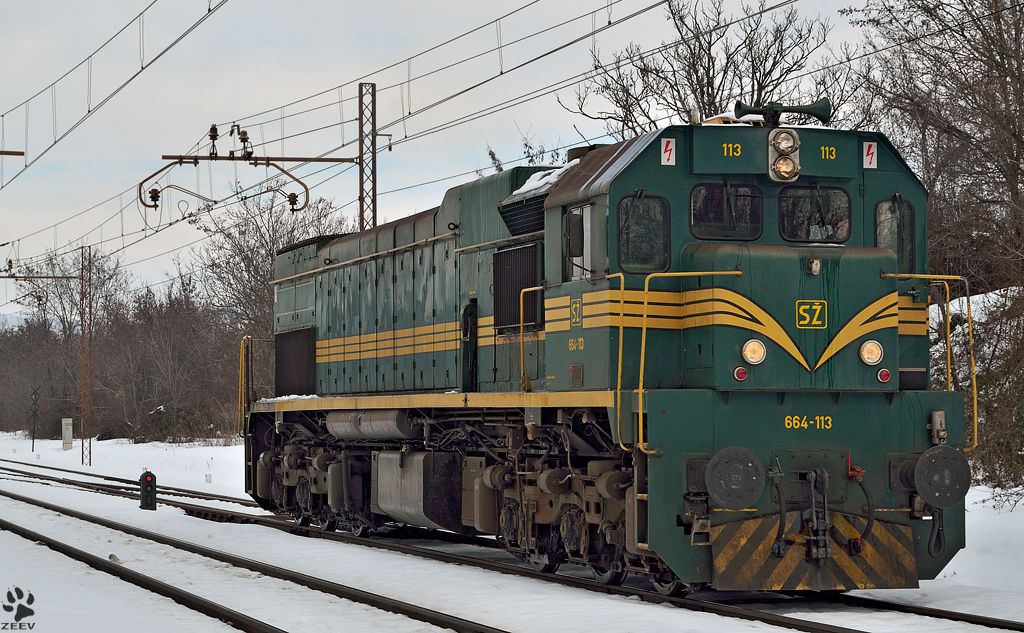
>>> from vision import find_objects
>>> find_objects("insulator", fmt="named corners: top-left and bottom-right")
top-left (148, 188), bottom-right (160, 204)
top-left (288, 192), bottom-right (298, 208)
top-left (208, 124), bottom-right (219, 142)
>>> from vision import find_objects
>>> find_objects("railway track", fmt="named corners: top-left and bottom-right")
top-left (0, 514), bottom-right (286, 633)
top-left (0, 457), bottom-right (259, 507)
top-left (2, 462), bottom-right (1022, 633)
top-left (0, 488), bottom-right (507, 633)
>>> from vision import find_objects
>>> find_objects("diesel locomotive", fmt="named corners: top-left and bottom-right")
top-left (242, 98), bottom-right (974, 593)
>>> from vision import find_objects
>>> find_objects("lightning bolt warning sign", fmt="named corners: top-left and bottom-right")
top-left (863, 142), bottom-right (878, 169)
top-left (661, 138), bottom-right (676, 166)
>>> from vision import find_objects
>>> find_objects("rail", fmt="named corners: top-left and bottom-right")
top-left (519, 285), bottom-right (545, 392)
top-left (0, 515), bottom-right (288, 633)
top-left (0, 490), bottom-right (507, 633)
top-left (238, 336), bottom-right (273, 437)
top-left (883, 273), bottom-right (978, 452)
top-left (0, 485), bottom-right (868, 633)
top-left (637, 271), bottom-right (743, 454)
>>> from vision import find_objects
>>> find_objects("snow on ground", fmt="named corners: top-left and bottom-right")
top-left (0, 529), bottom-right (238, 633)
top-left (0, 431), bottom-right (246, 499)
top-left (1, 432), bottom-right (1023, 632)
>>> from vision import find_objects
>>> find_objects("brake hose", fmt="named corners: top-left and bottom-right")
top-left (847, 460), bottom-right (874, 555)
top-left (928, 508), bottom-right (946, 558)
top-left (772, 478), bottom-right (787, 557)
top-left (857, 478), bottom-right (875, 544)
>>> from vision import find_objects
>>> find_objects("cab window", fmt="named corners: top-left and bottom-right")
top-left (690, 182), bottom-right (762, 240)
top-left (618, 194), bottom-right (670, 273)
top-left (876, 195), bottom-right (914, 273)
top-left (779, 186), bottom-right (850, 242)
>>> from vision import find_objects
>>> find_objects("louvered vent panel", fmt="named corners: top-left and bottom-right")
top-left (499, 195), bottom-right (547, 236)
top-left (494, 243), bottom-right (541, 330)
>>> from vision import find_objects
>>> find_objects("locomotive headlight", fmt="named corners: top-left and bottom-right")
top-left (742, 339), bottom-right (766, 365)
top-left (772, 130), bottom-right (799, 154)
top-left (768, 128), bottom-right (801, 182)
top-left (859, 340), bottom-right (884, 365)
top-left (773, 156), bottom-right (800, 180)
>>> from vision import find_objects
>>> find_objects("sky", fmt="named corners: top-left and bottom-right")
top-left (0, 0), bottom-right (855, 319)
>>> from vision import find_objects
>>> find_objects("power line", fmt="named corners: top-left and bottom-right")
top-left (12, 0), bottom-right (801, 269)
top-left (0, 0), bottom-right (230, 190)
top-left (231, 0), bottom-right (634, 137)
top-left (10, 0), bottom-right (656, 262)
top-left (1, 0), bottom-right (616, 252)
top-left (0, 1), bottom-right (158, 118)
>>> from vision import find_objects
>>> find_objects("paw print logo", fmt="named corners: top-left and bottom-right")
top-left (3, 587), bottom-right (35, 622)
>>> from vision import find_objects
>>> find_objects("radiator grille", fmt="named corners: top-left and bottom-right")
top-left (275, 328), bottom-right (315, 397)
top-left (494, 243), bottom-right (541, 330)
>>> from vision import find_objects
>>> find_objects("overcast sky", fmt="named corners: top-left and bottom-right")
top-left (0, 0), bottom-right (853, 318)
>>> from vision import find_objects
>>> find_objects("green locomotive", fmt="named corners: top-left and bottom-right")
top-left (243, 99), bottom-right (973, 593)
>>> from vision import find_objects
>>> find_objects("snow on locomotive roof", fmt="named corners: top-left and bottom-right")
top-left (502, 158), bottom-right (580, 204)
top-left (702, 109), bottom-right (830, 128)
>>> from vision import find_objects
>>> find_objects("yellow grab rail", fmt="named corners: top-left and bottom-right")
top-left (930, 281), bottom-right (953, 391)
top-left (637, 271), bottom-right (743, 454)
top-left (884, 273), bottom-right (978, 452)
top-left (238, 336), bottom-right (273, 437)
top-left (607, 273), bottom-right (628, 451)
top-left (519, 285), bottom-right (545, 392)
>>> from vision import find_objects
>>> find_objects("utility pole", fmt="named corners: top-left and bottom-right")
top-left (358, 83), bottom-right (377, 232)
top-left (29, 387), bottom-right (39, 453)
top-left (80, 245), bottom-right (93, 467)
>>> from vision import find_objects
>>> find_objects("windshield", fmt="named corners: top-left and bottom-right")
top-left (691, 182), bottom-right (762, 240)
top-left (779, 186), bottom-right (850, 242)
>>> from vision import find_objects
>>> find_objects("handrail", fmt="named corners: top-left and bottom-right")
top-left (238, 336), bottom-right (273, 437)
top-left (453, 230), bottom-right (543, 254)
top-left (930, 281), bottom-right (953, 391)
top-left (637, 271), bottom-right (743, 454)
top-left (607, 273), bottom-right (628, 451)
top-left (270, 231), bottom-right (457, 286)
top-left (519, 285), bottom-right (545, 392)
top-left (884, 273), bottom-right (978, 452)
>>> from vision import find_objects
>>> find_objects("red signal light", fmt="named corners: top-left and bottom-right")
top-left (146, 475), bottom-right (152, 481)
top-left (877, 368), bottom-right (891, 383)
top-left (733, 367), bottom-right (748, 381)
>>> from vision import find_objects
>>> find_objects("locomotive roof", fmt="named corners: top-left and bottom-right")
top-left (545, 128), bottom-right (661, 210)
top-left (544, 124), bottom-right (923, 209)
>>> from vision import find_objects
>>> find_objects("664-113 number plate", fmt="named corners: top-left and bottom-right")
top-left (785, 415), bottom-right (832, 430)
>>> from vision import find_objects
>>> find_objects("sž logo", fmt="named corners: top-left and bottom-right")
top-left (2, 587), bottom-right (35, 629)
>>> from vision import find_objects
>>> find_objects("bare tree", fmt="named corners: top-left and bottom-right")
top-left (191, 182), bottom-right (354, 338)
top-left (847, 0), bottom-right (1024, 497)
top-left (565, 0), bottom-right (853, 139)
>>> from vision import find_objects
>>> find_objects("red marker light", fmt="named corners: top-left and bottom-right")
top-left (878, 368), bottom-right (891, 383)
top-left (734, 367), bottom-right (748, 381)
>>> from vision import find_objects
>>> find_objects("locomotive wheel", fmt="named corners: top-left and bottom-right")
top-left (526, 554), bottom-right (559, 573)
top-left (345, 524), bottom-right (370, 538)
top-left (296, 515), bottom-right (312, 527)
top-left (319, 506), bottom-right (338, 532)
top-left (591, 565), bottom-right (628, 586)
top-left (652, 576), bottom-right (686, 597)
